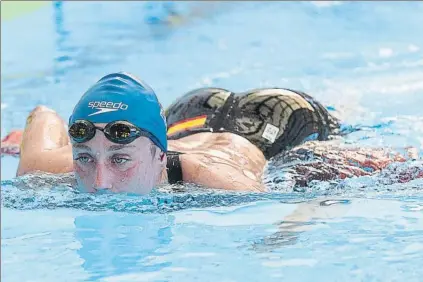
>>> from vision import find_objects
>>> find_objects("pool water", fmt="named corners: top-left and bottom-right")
top-left (1, 1), bottom-right (423, 281)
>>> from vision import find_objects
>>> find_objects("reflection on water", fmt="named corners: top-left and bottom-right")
top-left (252, 199), bottom-right (352, 252)
top-left (74, 213), bottom-right (174, 280)
top-left (2, 197), bottom-right (423, 281)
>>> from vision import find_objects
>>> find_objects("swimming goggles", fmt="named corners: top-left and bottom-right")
top-left (68, 120), bottom-right (155, 145)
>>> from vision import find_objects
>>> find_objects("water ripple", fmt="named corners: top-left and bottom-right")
top-left (2, 175), bottom-right (423, 213)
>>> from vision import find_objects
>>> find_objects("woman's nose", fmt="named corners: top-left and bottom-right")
top-left (94, 164), bottom-right (113, 191)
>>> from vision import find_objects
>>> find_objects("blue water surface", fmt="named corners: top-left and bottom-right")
top-left (2, 1), bottom-right (423, 281)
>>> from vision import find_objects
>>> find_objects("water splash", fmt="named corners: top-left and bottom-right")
top-left (2, 161), bottom-right (423, 213)
top-left (0, 183), bottom-right (307, 213)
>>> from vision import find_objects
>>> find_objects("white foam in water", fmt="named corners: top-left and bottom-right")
top-left (262, 259), bottom-right (318, 267)
top-left (408, 44), bottom-right (420, 53)
top-left (378, 47), bottom-right (394, 58)
top-left (309, 1), bottom-right (342, 7)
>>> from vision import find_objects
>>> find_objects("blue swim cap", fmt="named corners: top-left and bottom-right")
top-left (69, 72), bottom-right (167, 152)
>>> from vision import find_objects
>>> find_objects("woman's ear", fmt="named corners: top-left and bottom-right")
top-left (159, 152), bottom-right (167, 169)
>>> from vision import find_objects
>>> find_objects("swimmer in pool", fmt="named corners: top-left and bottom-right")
top-left (2, 72), bottom-right (421, 193)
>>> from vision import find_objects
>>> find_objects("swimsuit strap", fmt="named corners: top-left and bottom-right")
top-left (166, 151), bottom-right (184, 184)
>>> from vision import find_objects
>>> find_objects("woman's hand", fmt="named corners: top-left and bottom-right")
top-left (1, 130), bottom-right (23, 156)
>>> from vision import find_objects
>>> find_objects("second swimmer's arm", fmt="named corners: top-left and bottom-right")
top-left (273, 141), bottom-right (420, 187)
top-left (179, 153), bottom-right (267, 192)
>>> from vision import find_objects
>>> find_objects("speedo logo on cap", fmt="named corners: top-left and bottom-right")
top-left (88, 101), bottom-right (128, 116)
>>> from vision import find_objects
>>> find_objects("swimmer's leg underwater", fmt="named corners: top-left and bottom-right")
top-left (16, 106), bottom-right (73, 176)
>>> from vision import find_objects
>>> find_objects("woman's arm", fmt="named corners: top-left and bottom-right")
top-left (16, 106), bottom-right (74, 176)
top-left (267, 140), bottom-right (420, 188)
top-left (180, 153), bottom-right (266, 192)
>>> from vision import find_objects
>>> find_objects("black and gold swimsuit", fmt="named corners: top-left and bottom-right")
top-left (164, 87), bottom-right (340, 184)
